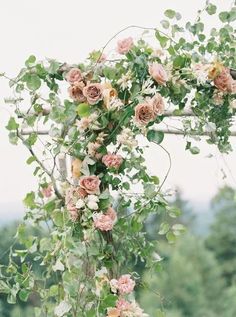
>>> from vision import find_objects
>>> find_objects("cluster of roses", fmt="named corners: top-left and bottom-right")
top-left (65, 152), bottom-right (123, 231)
top-left (106, 275), bottom-right (148, 317)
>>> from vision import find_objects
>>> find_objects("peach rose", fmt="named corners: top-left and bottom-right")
top-left (71, 158), bottom-right (83, 179)
top-left (102, 153), bottom-right (123, 169)
top-left (68, 82), bottom-right (86, 102)
top-left (83, 83), bottom-right (103, 105)
top-left (134, 103), bottom-right (155, 125)
top-left (103, 83), bottom-right (118, 109)
top-left (79, 175), bottom-right (101, 194)
top-left (94, 214), bottom-right (114, 231)
top-left (66, 68), bottom-right (83, 84)
top-left (214, 67), bottom-right (235, 93)
top-left (93, 208), bottom-right (117, 231)
top-left (107, 308), bottom-right (121, 317)
top-left (149, 93), bottom-right (165, 115)
top-left (117, 274), bottom-right (135, 294)
top-left (149, 63), bottom-right (168, 85)
top-left (116, 37), bottom-right (134, 54)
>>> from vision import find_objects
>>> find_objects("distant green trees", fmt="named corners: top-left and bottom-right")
top-left (206, 186), bottom-right (236, 286)
top-left (139, 186), bottom-right (236, 317)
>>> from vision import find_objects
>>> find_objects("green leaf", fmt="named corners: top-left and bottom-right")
top-left (160, 20), bottom-right (170, 29)
top-left (206, 4), bottom-right (217, 15)
top-left (52, 210), bottom-right (64, 227)
top-left (159, 222), bottom-right (170, 235)
top-left (6, 117), bottom-right (19, 131)
top-left (25, 55), bottom-right (36, 67)
top-left (25, 132), bottom-right (37, 146)
top-left (19, 289), bottom-right (30, 302)
top-left (76, 103), bottom-right (90, 117)
top-left (26, 156), bottom-right (36, 165)
top-left (190, 146), bottom-right (200, 155)
top-left (164, 9), bottom-right (176, 19)
top-left (23, 192), bottom-right (36, 209)
top-left (26, 74), bottom-right (41, 91)
top-left (147, 130), bottom-right (164, 144)
top-left (0, 280), bottom-right (10, 294)
top-left (219, 11), bottom-right (229, 23)
top-left (155, 30), bottom-right (169, 48)
top-left (172, 223), bottom-right (186, 235)
top-left (166, 231), bottom-right (177, 244)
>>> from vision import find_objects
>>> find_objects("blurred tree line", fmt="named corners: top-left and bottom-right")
top-left (0, 185), bottom-right (236, 316)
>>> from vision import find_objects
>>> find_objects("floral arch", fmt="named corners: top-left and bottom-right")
top-left (0, 2), bottom-right (236, 316)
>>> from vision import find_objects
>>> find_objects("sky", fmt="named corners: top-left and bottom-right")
top-left (0, 0), bottom-right (235, 223)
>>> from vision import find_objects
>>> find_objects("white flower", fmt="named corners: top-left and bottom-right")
top-left (109, 97), bottom-right (124, 110)
top-left (95, 267), bottom-right (108, 278)
top-left (87, 195), bottom-right (99, 202)
top-left (192, 63), bottom-right (210, 85)
top-left (87, 200), bottom-right (99, 210)
top-left (110, 278), bottom-right (118, 293)
top-left (52, 259), bottom-right (65, 272)
top-left (117, 128), bottom-right (138, 149)
top-left (76, 199), bottom-right (85, 209)
top-left (117, 70), bottom-right (132, 90)
top-left (54, 301), bottom-right (72, 317)
top-left (230, 99), bottom-right (236, 109)
top-left (141, 78), bottom-right (156, 95)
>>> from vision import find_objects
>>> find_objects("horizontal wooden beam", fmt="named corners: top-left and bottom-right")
top-left (20, 128), bottom-right (236, 137)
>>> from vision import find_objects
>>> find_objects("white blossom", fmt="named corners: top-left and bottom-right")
top-left (54, 301), bottom-right (72, 317)
top-left (76, 199), bottom-right (85, 209)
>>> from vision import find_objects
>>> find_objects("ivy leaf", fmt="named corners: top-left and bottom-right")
top-left (52, 211), bottom-right (64, 227)
top-left (26, 74), bottom-right (41, 91)
top-left (0, 280), bottom-right (11, 294)
top-left (6, 117), bottom-right (19, 131)
top-left (147, 130), bottom-right (164, 144)
top-left (155, 30), bottom-right (169, 48)
top-left (19, 289), bottom-right (30, 302)
top-left (23, 192), bottom-right (36, 209)
top-left (159, 222), bottom-right (170, 235)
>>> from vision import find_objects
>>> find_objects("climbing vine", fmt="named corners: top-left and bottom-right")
top-left (0, 1), bottom-right (235, 316)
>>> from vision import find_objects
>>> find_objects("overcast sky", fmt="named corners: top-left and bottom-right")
top-left (0, 0), bottom-right (235, 223)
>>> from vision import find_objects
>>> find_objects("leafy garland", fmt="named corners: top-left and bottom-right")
top-left (0, 2), bottom-right (236, 317)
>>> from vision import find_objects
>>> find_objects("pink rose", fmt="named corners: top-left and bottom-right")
top-left (116, 37), bottom-right (134, 54)
top-left (68, 82), bottom-right (86, 102)
top-left (83, 83), bottom-right (103, 105)
top-left (79, 175), bottom-right (101, 194)
top-left (102, 153), bottom-right (123, 169)
top-left (149, 63), bottom-right (168, 85)
top-left (116, 299), bottom-right (131, 311)
top-left (149, 93), bottom-right (165, 115)
top-left (214, 67), bottom-right (235, 93)
top-left (41, 184), bottom-right (53, 198)
top-left (67, 203), bottom-right (78, 222)
top-left (94, 214), bottom-right (114, 231)
top-left (134, 103), bottom-right (155, 125)
top-left (66, 68), bottom-right (83, 84)
top-left (93, 208), bottom-right (117, 231)
top-left (117, 274), bottom-right (135, 294)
